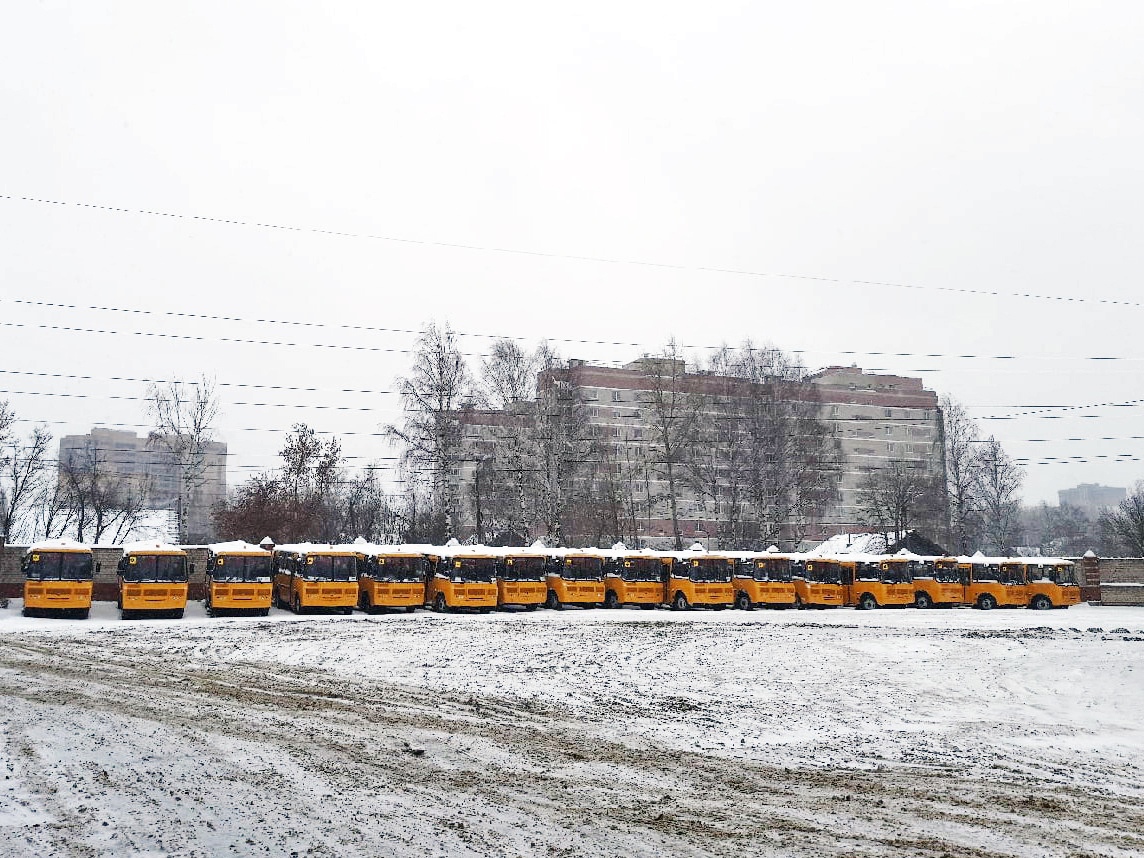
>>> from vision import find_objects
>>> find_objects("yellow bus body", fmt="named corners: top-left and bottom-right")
top-left (664, 555), bottom-right (734, 610)
top-left (22, 544), bottom-right (95, 618)
top-left (794, 559), bottom-right (844, 608)
top-left (1019, 560), bottom-right (1081, 610)
top-left (496, 553), bottom-right (548, 609)
top-left (545, 552), bottom-right (605, 609)
top-left (959, 559), bottom-right (1026, 609)
top-left (426, 550), bottom-right (498, 611)
top-left (911, 559), bottom-right (965, 608)
top-left (603, 554), bottom-right (667, 608)
top-left (118, 544), bottom-right (190, 619)
top-left (206, 544), bottom-right (274, 616)
top-left (732, 556), bottom-right (796, 609)
top-left (273, 545), bottom-right (359, 614)
top-left (839, 557), bottom-right (914, 609)
top-left (357, 551), bottom-right (428, 613)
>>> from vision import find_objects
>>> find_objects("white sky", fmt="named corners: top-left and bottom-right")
top-left (2, 1), bottom-right (1143, 505)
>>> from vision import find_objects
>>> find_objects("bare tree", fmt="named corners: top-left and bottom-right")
top-left (1, 425), bottom-right (53, 543)
top-left (1099, 482), bottom-right (1144, 556)
top-left (481, 339), bottom-right (537, 409)
top-left (386, 322), bottom-right (473, 543)
top-left (147, 376), bottom-right (220, 542)
top-left (975, 436), bottom-right (1024, 554)
top-left (857, 458), bottom-right (945, 543)
top-left (58, 440), bottom-right (149, 543)
top-left (533, 344), bottom-right (591, 546)
top-left (941, 395), bottom-right (983, 553)
top-left (637, 341), bottom-right (697, 550)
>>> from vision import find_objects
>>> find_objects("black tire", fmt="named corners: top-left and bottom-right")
top-left (292, 594), bottom-right (303, 615)
top-left (672, 592), bottom-right (690, 611)
top-left (734, 592), bottom-right (752, 611)
top-left (858, 593), bottom-right (878, 611)
top-left (434, 593), bottom-right (448, 613)
top-left (604, 590), bottom-right (619, 609)
top-left (545, 590), bottom-right (561, 610)
top-left (1030, 594), bottom-right (1052, 611)
top-left (978, 593), bottom-right (997, 611)
top-left (794, 593), bottom-right (804, 610)
top-left (914, 591), bottom-right (933, 610)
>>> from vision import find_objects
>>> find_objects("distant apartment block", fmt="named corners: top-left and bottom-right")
top-left (1058, 483), bottom-right (1126, 516)
top-left (455, 360), bottom-right (943, 548)
top-left (57, 428), bottom-right (227, 542)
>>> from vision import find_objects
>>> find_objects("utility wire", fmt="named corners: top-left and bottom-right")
top-left (4, 193), bottom-right (1143, 311)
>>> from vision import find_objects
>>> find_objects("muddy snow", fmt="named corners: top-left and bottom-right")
top-left (1, 602), bottom-right (1142, 857)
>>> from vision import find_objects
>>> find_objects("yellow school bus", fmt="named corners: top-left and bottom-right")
top-left (1016, 558), bottom-right (1081, 610)
top-left (545, 548), bottom-right (606, 609)
top-left (204, 541), bottom-right (273, 617)
top-left (793, 556), bottom-right (845, 608)
top-left (117, 542), bottom-right (190, 619)
top-left (426, 544), bottom-right (498, 612)
top-left (356, 544), bottom-right (429, 613)
top-left (663, 548), bottom-right (734, 610)
top-left (911, 556), bottom-right (965, 608)
top-left (22, 539), bottom-right (95, 619)
top-left (958, 555), bottom-right (1027, 609)
top-left (837, 554), bottom-right (914, 610)
top-left (273, 543), bottom-right (359, 614)
top-left (601, 547), bottom-right (667, 609)
top-left (494, 546), bottom-right (548, 610)
top-left (732, 551), bottom-right (797, 610)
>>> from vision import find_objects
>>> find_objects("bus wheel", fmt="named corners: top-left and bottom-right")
top-left (434, 593), bottom-right (448, 613)
top-left (1030, 594), bottom-right (1052, 610)
top-left (604, 590), bottom-right (619, 609)
top-left (977, 593), bottom-right (997, 611)
top-left (545, 590), bottom-right (561, 610)
top-left (914, 592), bottom-right (933, 610)
top-left (672, 592), bottom-right (690, 611)
top-left (858, 594), bottom-right (878, 611)
top-left (734, 592), bottom-right (752, 611)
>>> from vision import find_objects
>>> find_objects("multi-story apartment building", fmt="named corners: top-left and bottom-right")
top-left (57, 428), bottom-right (227, 542)
top-left (1057, 483), bottom-right (1126, 517)
top-left (454, 360), bottom-right (943, 549)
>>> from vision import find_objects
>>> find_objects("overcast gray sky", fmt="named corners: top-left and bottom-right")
top-left (3, 1), bottom-right (1143, 505)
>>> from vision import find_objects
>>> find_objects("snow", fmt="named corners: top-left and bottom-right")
top-left (1, 602), bottom-right (1142, 856)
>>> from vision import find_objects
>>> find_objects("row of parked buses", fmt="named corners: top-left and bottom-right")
top-left (18, 538), bottom-right (1083, 619)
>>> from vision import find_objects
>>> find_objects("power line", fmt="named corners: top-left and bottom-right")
top-left (4, 192), bottom-right (1143, 312)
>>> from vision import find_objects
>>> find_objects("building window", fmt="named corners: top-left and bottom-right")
top-left (583, 389), bottom-right (599, 401)
top-left (612, 390), bottom-right (623, 402)
top-left (884, 409), bottom-right (892, 418)
top-left (588, 407), bottom-right (599, 417)
top-left (885, 426), bottom-right (893, 436)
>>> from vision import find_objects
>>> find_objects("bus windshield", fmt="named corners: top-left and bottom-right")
top-left (749, 558), bottom-right (791, 582)
top-left (300, 555), bottom-right (357, 581)
top-left (122, 554), bottom-right (188, 583)
top-left (212, 554), bottom-right (272, 583)
top-left (880, 562), bottom-right (913, 584)
top-left (683, 559), bottom-right (732, 583)
top-left (559, 557), bottom-right (603, 581)
top-left (501, 556), bottom-right (546, 582)
top-left (619, 558), bottom-right (662, 582)
top-left (1028, 564), bottom-right (1076, 585)
top-left (25, 551), bottom-right (94, 581)
top-left (369, 556), bottom-right (427, 583)
top-left (805, 561), bottom-right (842, 585)
top-left (447, 557), bottom-right (497, 583)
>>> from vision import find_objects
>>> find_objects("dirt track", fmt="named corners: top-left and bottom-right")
top-left (2, 613), bottom-right (1143, 857)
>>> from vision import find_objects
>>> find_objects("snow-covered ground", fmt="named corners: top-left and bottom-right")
top-left (2, 601), bottom-right (1142, 857)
